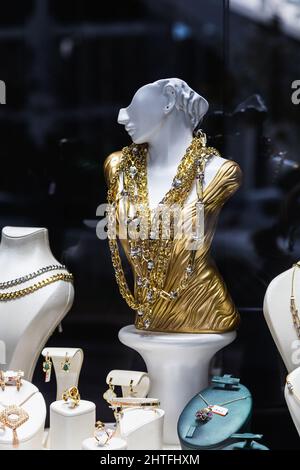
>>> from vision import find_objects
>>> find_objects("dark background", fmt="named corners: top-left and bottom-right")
top-left (0, 0), bottom-right (300, 449)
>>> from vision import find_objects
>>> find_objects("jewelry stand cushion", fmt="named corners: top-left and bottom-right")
top-left (177, 379), bottom-right (252, 450)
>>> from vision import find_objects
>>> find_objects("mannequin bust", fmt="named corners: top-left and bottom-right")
top-left (0, 227), bottom-right (74, 380)
top-left (104, 78), bottom-right (242, 333)
top-left (264, 265), bottom-right (300, 372)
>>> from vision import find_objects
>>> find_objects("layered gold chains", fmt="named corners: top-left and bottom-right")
top-left (0, 273), bottom-right (74, 301)
top-left (290, 262), bottom-right (300, 338)
top-left (107, 130), bottom-right (220, 329)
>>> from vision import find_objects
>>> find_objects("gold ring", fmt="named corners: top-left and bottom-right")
top-left (94, 421), bottom-right (113, 446)
top-left (62, 386), bottom-right (80, 408)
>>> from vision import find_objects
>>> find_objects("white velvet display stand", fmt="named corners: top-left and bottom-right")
top-left (0, 379), bottom-right (46, 450)
top-left (82, 437), bottom-right (127, 451)
top-left (0, 227), bottom-right (74, 381)
top-left (119, 325), bottom-right (236, 444)
top-left (118, 407), bottom-right (164, 450)
top-left (49, 400), bottom-right (95, 450)
top-left (285, 367), bottom-right (300, 437)
top-left (263, 267), bottom-right (300, 372)
top-left (42, 348), bottom-right (83, 400)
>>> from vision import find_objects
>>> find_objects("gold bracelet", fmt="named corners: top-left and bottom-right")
top-left (62, 386), bottom-right (80, 408)
top-left (0, 273), bottom-right (73, 301)
top-left (109, 397), bottom-right (160, 408)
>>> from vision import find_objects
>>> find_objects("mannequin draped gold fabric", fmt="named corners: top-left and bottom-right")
top-left (104, 151), bottom-right (242, 333)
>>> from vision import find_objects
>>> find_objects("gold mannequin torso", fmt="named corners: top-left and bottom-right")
top-left (104, 151), bottom-right (242, 334)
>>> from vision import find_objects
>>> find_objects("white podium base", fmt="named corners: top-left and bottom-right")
top-left (50, 400), bottom-right (95, 450)
top-left (119, 325), bottom-right (236, 445)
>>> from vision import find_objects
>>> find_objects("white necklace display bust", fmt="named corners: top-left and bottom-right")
top-left (263, 266), bottom-right (300, 373)
top-left (0, 227), bottom-right (74, 380)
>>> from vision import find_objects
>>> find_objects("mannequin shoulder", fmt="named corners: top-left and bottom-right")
top-left (103, 151), bottom-right (122, 186)
top-left (222, 159), bottom-right (243, 181)
top-left (218, 159), bottom-right (243, 197)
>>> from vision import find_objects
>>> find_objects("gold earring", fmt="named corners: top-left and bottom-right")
top-left (0, 371), bottom-right (5, 391)
top-left (129, 379), bottom-right (136, 397)
top-left (16, 371), bottom-right (22, 392)
top-left (103, 377), bottom-right (117, 403)
top-left (61, 353), bottom-right (71, 372)
top-left (43, 352), bottom-right (52, 383)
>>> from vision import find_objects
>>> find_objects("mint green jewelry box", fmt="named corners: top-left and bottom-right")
top-left (177, 375), bottom-right (253, 450)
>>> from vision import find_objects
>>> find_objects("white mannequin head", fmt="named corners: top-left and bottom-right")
top-left (118, 78), bottom-right (209, 144)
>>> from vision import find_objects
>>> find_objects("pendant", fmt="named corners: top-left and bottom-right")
top-left (195, 406), bottom-right (213, 423)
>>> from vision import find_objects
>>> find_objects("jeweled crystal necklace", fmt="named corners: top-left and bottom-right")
top-left (107, 130), bottom-right (220, 330)
top-left (290, 262), bottom-right (300, 338)
top-left (0, 264), bottom-right (66, 289)
top-left (0, 391), bottom-right (38, 447)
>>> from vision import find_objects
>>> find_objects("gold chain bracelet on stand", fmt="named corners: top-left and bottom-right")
top-left (107, 130), bottom-right (220, 330)
top-left (0, 273), bottom-right (73, 301)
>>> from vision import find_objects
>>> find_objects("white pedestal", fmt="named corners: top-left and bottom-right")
top-left (119, 325), bottom-right (236, 445)
top-left (82, 437), bottom-right (127, 450)
top-left (49, 400), bottom-right (95, 450)
top-left (0, 380), bottom-right (46, 450)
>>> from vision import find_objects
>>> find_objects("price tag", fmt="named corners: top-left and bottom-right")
top-left (211, 405), bottom-right (228, 416)
top-left (45, 367), bottom-right (52, 383)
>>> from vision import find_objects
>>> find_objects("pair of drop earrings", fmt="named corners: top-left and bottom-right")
top-left (42, 352), bottom-right (71, 382)
top-left (103, 377), bottom-right (136, 403)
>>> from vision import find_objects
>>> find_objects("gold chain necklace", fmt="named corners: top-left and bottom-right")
top-left (290, 262), bottom-right (300, 338)
top-left (107, 130), bottom-right (220, 329)
top-left (0, 273), bottom-right (73, 301)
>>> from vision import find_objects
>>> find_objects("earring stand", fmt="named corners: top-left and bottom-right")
top-left (41, 348), bottom-right (83, 400)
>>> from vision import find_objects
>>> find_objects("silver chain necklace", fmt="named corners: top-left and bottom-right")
top-left (196, 392), bottom-right (251, 423)
top-left (0, 264), bottom-right (66, 289)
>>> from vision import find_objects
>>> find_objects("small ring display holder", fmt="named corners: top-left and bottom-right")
top-left (49, 387), bottom-right (95, 450)
top-left (41, 348), bottom-right (83, 400)
top-left (0, 377), bottom-right (46, 450)
top-left (119, 326), bottom-right (236, 444)
top-left (105, 370), bottom-right (150, 398)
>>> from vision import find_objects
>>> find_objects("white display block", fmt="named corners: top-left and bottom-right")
top-left (119, 325), bottom-right (236, 444)
top-left (82, 437), bottom-right (127, 450)
top-left (50, 399), bottom-right (95, 450)
top-left (119, 407), bottom-right (164, 450)
top-left (285, 367), bottom-right (300, 437)
top-left (42, 347), bottom-right (83, 400)
top-left (0, 379), bottom-right (46, 450)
